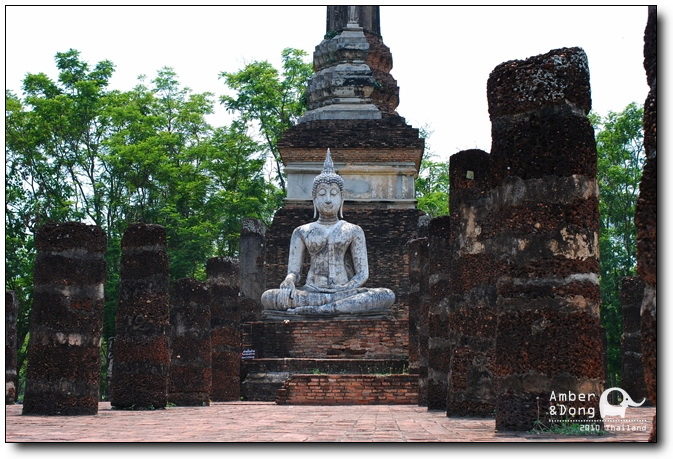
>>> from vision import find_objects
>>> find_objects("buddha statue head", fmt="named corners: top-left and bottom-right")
top-left (312, 148), bottom-right (345, 219)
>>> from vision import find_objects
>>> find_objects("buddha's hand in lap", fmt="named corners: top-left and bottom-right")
top-left (278, 279), bottom-right (295, 308)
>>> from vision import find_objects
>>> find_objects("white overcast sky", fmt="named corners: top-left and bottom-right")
top-left (4, 1), bottom-right (659, 163)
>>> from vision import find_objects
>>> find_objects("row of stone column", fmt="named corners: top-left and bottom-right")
top-left (15, 222), bottom-right (243, 415)
top-left (416, 35), bottom-right (656, 433)
top-left (414, 46), bottom-right (605, 430)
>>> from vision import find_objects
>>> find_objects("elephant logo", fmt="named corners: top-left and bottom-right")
top-left (599, 387), bottom-right (646, 418)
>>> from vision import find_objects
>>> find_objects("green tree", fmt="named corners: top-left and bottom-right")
top-left (416, 157), bottom-right (449, 218)
top-left (5, 49), bottom-right (116, 383)
top-left (5, 51), bottom-right (287, 399)
top-left (207, 121), bottom-right (280, 256)
top-left (591, 102), bottom-right (645, 388)
top-left (415, 125), bottom-right (449, 217)
top-left (220, 48), bottom-right (313, 192)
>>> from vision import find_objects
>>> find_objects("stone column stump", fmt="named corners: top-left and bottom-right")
top-left (446, 151), bottom-right (497, 417)
top-left (23, 222), bottom-right (107, 415)
top-left (168, 278), bottom-right (212, 406)
top-left (207, 257), bottom-right (241, 401)
top-left (620, 277), bottom-right (647, 405)
top-left (406, 236), bottom-right (428, 405)
top-left (487, 48), bottom-right (604, 431)
top-left (110, 224), bottom-right (170, 410)
top-left (426, 216), bottom-right (452, 411)
top-left (239, 218), bottom-right (266, 322)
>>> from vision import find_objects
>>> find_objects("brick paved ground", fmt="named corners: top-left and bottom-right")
top-left (4, 402), bottom-right (655, 443)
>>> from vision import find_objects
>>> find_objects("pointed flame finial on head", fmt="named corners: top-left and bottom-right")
top-left (312, 148), bottom-right (344, 197)
top-left (323, 148), bottom-right (335, 174)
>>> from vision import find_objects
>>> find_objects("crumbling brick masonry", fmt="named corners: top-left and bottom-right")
top-left (110, 224), bottom-right (170, 410)
top-left (23, 222), bottom-right (107, 415)
top-left (486, 47), bottom-right (604, 431)
top-left (168, 278), bottom-right (212, 406)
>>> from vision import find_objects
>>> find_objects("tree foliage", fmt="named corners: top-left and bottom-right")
top-left (416, 157), bottom-right (449, 218)
top-left (5, 49), bottom-right (285, 398)
top-left (591, 102), bottom-right (645, 387)
top-left (219, 48), bottom-right (313, 193)
top-left (415, 125), bottom-right (449, 217)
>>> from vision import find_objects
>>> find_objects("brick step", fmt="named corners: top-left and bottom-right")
top-left (241, 358), bottom-right (411, 401)
top-left (276, 374), bottom-right (419, 405)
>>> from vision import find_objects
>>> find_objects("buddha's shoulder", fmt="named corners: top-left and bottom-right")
top-left (340, 220), bottom-right (364, 234)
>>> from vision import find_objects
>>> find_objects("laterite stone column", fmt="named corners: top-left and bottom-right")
top-left (620, 277), bottom-right (647, 405)
top-left (426, 216), bottom-right (451, 411)
top-left (488, 48), bottom-right (604, 431)
top-left (636, 5), bottom-right (657, 442)
top-left (446, 150), bottom-right (497, 417)
top-left (207, 257), bottom-right (241, 401)
top-left (6, 291), bottom-right (18, 405)
top-left (407, 237), bottom-right (428, 405)
top-left (110, 224), bottom-right (170, 409)
top-left (23, 222), bottom-right (107, 415)
top-left (239, 218), bottom-right (266, 322)
top-left (168, 278), bottom-right (212, 406)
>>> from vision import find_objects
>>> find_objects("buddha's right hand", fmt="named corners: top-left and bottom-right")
top-left (278, 279), bottom-right (295, 307)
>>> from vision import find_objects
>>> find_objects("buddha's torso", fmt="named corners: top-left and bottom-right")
top-left (297, 220), bottom-right (357, 290)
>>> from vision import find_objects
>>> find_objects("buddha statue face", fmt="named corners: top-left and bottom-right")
top-left (314, 182), bottom-right (343, 219)
top-left (312, 148), bottom-right (345, 219)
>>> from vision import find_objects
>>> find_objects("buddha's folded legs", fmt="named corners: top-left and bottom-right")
top-left (287, 288), bottom-right (395, 314)
top-left (261, 287), bottom-right (395, 313)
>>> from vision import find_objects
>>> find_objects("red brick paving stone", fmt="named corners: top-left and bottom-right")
top-left (5, 402), bottom-right (655, 443)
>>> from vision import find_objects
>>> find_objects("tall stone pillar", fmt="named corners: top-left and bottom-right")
top-left (239, 218), bottom-right (266, 321)
top-left (23, 222), bottom-right (107, 415)
top-left (446, 150), bottom-right (497, 417)
top-left (636, 5), bottom-right (657, 442)
top-left (110, 224), bottom-right (170, 409)
top-left (426, 216), bottom-right (451, 411)
top-left (620, 277), bottom-right (647, 405)
top-left (207, 257), bottom-right (241, 401)
top-left (6, 291), bottom-right (18, 405)
top-left (487, 48), bottom-right (604, 431)
top-left (168, 278), bottom-right (211, 406)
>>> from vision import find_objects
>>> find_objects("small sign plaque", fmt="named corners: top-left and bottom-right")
top-left (241, 349), bottom-right (256, 360)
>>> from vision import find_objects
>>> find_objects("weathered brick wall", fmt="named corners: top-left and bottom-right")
top-left (111, 224), bottom-right (170, 410)
top-left (426, 217), bottom-right (452, 411)
top-left (277, 114), bottom-right (424, 170)
top-left (6, 291), bottom-right (18, 405)
top-left (446, 151), bottom-right (497, 417)
top-left (24, 222), bottom-right (107, 415)
top-left (168, 278), bottom-right (211, 406)
top-left (636, 5), bottom-right (657, 442)
top-left (243, 358), bottom-right (408, 376)
top-left (620, 277), bottom-right (647, 405)
top-left (265, 205), bottom-right (423, 320)
top-left (207, 257), bottom-right (241, 402)
top-left (244, 319), bottom-right (408, 359)
top-left (276, 374), bottom-right (418, 405)
top-left (487, 48), bottom-right (604, 431)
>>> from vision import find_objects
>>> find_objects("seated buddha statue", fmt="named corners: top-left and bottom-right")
top-left (261, 149), bottom-right (395, 315)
